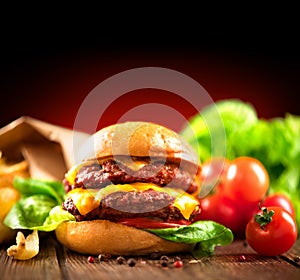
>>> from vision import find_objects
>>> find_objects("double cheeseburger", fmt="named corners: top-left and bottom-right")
top-left (55, 122), bottom-right (202, 256)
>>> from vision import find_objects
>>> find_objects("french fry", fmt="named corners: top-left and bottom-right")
top-left (7, 230), bottom-right (39, 260)
top-left (0, 187), bottom-right (20, 221)
top-left (0, 151), bottom-right (29, 244)
top-left (1, 151), bottom-right (40, 259)
top-left (0, 160), bottom-right (28, 175)
top-left (0, 156), bottom-right (29, 188)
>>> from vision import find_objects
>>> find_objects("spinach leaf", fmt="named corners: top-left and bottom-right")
top-left (13, 177), bottom-right (65, 204)
top-left (4, 177), bottom-right (69, 231)
top-left (146, 221), bottom-right (233, 257)
top-left (4, 195), bottom-right (57, 229)
top-left (32, 206), bottom-right (75, 231)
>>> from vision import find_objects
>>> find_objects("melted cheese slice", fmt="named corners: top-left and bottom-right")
top-left (65, 163), bottom-right (85, 185)
top-left (67, 188), bottom-right (100, 215)
top-left (114, 157), bottom-right (147, 171)
top-left (67, 182), bottom-right (199, 219)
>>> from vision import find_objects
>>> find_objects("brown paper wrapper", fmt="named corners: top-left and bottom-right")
top-left (0, 116), bottom-right (90, 181)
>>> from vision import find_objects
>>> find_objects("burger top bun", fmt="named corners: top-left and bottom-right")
top-left (55, 220), bottom-right (195, 256)
top-left (81, 122), bottom-right (199, 167)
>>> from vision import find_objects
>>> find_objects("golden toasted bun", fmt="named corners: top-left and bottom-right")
top-left (81, 122), bottom-right (200, 167)
top-left (55, 220), bottom-right (195, 256)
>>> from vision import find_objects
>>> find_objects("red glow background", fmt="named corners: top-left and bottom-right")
top-left (1, 37), bottom-right (299, 133)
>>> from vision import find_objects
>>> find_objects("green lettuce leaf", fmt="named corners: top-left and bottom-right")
top-left (13, 176), bottom-right (66, 204)
top-left (146, 221), bottom-right (234, 258)
top-left (4, 177), bottom-right (70, 231)
top-left (4, 194), bottom-right (57, 230)
top-left (32, 206), bottom-right (75, 231)
top-left (181, 99), bottom-right (258, 162)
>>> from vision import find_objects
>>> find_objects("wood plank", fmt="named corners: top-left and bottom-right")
top-left (1, 235), bottom-right (299, 280)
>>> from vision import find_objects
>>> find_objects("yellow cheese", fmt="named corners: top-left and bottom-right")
top-left (115, 158), bottom-right (147, 171)
top-left (65, 163), bottom-right (85, 185)
top-left (67, 182), bottom-right (199, 219)
top-left (67, 188), bottom-right (100, 215)
top-left (172, 190), bottom-right (200, 220)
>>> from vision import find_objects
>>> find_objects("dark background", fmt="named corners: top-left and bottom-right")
top-left (1, 11), bottom-right (299, 133)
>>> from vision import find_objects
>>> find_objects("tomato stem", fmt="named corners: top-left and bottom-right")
top-left (254, 207), bottom-right (275, 229)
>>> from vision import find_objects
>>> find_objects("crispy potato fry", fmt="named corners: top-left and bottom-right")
top-left (7, 230), bottom-right (39, 260)
top-left (0, 187), bottom-right (20, 221)
top-left (0, 152), bottom-right (29, 188)
top-left (0, 151), bottom-right (28, 244)
top-left (0, 160), bottom-right (28, 175)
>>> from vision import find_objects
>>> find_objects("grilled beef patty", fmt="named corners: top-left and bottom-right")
top-left (64, 159), bottom-right (198, 194)
top-left (62, 189), bottom-right (200, 222)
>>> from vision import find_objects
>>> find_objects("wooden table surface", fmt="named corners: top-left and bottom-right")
top-left (1, 233), bottom-right (299, 280)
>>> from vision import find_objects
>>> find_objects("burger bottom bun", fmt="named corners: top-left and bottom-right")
top-left (55, 220), bottom-right (195, 256)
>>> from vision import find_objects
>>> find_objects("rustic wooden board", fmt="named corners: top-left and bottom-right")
top-left (0, 233), bottom-right (299, 280)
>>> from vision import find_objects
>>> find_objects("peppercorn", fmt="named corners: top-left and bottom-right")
top-left (238, 255), bottom-right (246, 262)
top-left (98, 254), bottom-right (106, 261)
top-left (173, 260), bottom-right (183, 268)
top-left (127, 258), bottom-right (136, 267)
top-left (87, 256), bottom-right (95, 263)
top-left (161, 260), bottom-right (168, 267)
top-left (116, 256), bottom-right (126, 264)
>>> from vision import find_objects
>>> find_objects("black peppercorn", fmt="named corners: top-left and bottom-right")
top-left (161, 260), bottom-right (168, 267)
top-left (98, 254), bottom-right (106, 261)
top-left (127, 258), bottom-right (136, 267)
top-left (116, 256), bottom-right (126, 264)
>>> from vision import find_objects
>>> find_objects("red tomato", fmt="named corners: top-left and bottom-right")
top-left (199, 194), bottom-right (245, 234)
top-left (241, 200), bottom-right (261, 225)
top-left (198, 194), bottom-right (220, 222)
top-left (216, 196), bottom-right (244, 234)
top-left (246, 206), bottom-right (298, 256)
top-left (261, 193), bottom-right (295, 219)
top-left (233, 199), bottom-right (262, 237)
top-left (199, 157), bottom-right (268, 236)
top-left (117, 218), bottom-right (191, 229)
top-left (200, 157), bottom-right (230, 197)
top-left (222, 157), bottom-right (269, 202)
